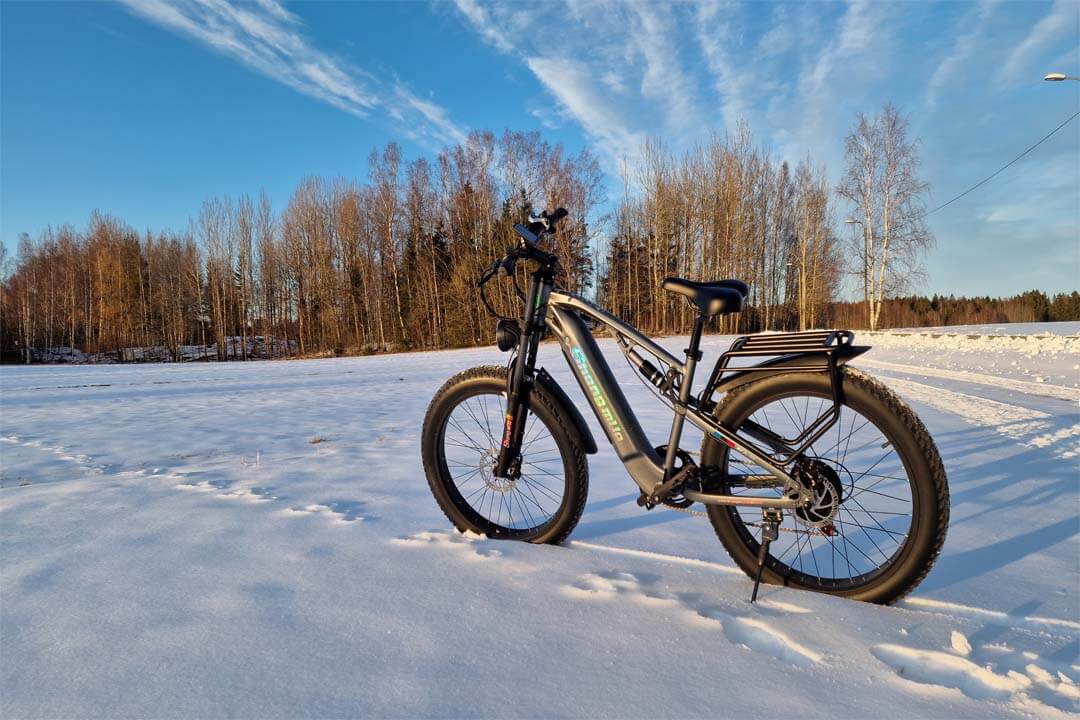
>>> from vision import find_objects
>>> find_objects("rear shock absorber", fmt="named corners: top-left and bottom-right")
top-left (626, 347), bottom-right (664, 387)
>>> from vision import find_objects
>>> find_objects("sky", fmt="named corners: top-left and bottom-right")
top-left (1, 0), bottom-right (1078, 298)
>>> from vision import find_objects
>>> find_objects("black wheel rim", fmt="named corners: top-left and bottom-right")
top-left (438, 389), bottom-right (567, 537)
top-left (722, 389), bottom-right (917, 590)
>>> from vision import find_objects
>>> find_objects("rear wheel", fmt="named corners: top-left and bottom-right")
top-left (701, 368), bottom-right (949, 604)
top-left (421, 365), bottom-right (589, 543)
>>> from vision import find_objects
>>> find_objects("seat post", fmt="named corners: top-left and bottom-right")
top-left (680, 314), bottom-right (706, 406)
top-left (660, 314), bottom-right (707, 483)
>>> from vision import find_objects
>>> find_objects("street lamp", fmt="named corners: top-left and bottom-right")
top-left (1044, 72), bottom-right (1080, 81)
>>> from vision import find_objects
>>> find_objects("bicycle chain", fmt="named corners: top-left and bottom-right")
top-left (668, 503), bottom-right (709, 518)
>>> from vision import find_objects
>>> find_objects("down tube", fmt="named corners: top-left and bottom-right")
top-left (548, 306), bottom-right (664, 493)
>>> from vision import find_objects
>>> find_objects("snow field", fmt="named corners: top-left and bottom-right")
top-left (1, 323), bottom-right (1077, 718)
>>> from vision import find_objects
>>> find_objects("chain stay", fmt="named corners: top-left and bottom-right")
top-left (666, 504), bottom-right (830, 538)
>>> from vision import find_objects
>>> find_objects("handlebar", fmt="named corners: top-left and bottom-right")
top-left (478, 208), bottom-right (567, 319)
top-left (514, 207), bottom-right (568, 245)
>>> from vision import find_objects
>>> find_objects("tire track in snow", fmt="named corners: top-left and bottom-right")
top-left (900, 597), bottom-right (1080, 632)
top-left (562, 570), bottom-right (823, 667)
top-left (0, 433), bottom-right (105, 486)
top-left (881, 378), bottom-right (1079, 458)
top-left (857, 358), bottom-right (1080, 403)
top-left (569, 539), bottom-right (744, 575)
top-left (871, 631), bottom-right (1079, 712)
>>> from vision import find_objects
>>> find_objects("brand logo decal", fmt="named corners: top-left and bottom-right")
top-left (571, 347), bottom-right (625, 442)
top-left (711, 431), bottom-right (737, 449)
top-left (502, 413), bottom-right (513, 448)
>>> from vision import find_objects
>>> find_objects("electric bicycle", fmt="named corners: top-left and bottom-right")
top-left (420, 209), bottom-right (949, 604)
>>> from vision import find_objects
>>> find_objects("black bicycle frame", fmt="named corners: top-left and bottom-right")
top-left (496, 271), bottom-right (868, 510)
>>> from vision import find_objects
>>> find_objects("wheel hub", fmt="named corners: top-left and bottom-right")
top-left (787, 458), bottom-right (843, 528)
top-left (480, 449), bottom-right (516, 494)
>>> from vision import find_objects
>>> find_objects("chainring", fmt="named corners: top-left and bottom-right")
top-left (654, 445), bottom-right (696, 509)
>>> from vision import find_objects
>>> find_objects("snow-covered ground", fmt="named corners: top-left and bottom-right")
top-left (2, 323), bottom-right (1078, 718)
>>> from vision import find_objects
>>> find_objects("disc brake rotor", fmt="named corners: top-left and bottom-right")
top-left (786, 458), bottom-right (843, 529)
top-left (479, 449), bottom-right (515, 494)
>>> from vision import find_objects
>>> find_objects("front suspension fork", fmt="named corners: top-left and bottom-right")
top-left (494, 373), bottom-right (531, 478)
top-left (494, 274), bottom-right (547, 478)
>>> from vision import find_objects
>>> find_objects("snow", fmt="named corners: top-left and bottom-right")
top-left (2, 324), bottom-right (1078, 718)
top-left (861, 323), bottom-right (1080, 388)
top-left (882, 322), bottom-right (1080, 337)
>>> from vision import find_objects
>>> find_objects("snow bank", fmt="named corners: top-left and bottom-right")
top-left (864, 327), bottom-right (1079, 359)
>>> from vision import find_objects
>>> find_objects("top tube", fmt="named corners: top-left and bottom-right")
top-left (548, 290), bottom-right (681, 369)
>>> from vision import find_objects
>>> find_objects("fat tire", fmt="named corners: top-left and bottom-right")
top-left (702, 367), bottom-right (949, 604)
top-left (421, 365), bottom-right (589, 544)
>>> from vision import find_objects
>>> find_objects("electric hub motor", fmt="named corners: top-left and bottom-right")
top-left (787, 458), bottom-right (844, 529)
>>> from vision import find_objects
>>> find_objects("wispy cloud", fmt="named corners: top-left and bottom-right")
top-left (120, 0), bottom-right (466, 147)
top-left (452, 0), bottom-right (703, 171)
top-left (926, 0), bottom-right (1000, 105)
top-left (627, 1), bottom-right (702, 132)
top-left (451, 0), bottom-right (908, 179)
top-left (695, 0), bottom-right (751, 135)
top-left (766, 0), bottom-right (898, 172)
top-left (799, 0), bottom-right (879, 101)
top-left (1001, 0), bottom-right (1079, 84)
top-left (453, 0), bottom-right (513, 53)
top-left (526, 56), bottom-right (646, 166)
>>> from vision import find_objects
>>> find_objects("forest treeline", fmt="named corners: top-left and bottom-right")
top-left (1, 130), bottom-right (603, 361)
top-left (830, 290), bottom-right (1080, 330)
top-left (1, 126), bottom-right (1076, 363)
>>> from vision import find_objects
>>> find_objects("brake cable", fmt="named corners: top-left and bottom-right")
top-left (478, 260), bottom-right (514, 321)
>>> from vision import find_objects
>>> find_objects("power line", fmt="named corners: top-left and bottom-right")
top-left (922, 108), bottom-right (1080, 218)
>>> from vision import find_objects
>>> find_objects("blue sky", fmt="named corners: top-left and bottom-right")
top-left (1, 0), bottom-right (1077, 297)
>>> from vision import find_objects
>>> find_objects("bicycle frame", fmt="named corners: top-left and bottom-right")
top-left (497, 269), bottom-right (868, 510)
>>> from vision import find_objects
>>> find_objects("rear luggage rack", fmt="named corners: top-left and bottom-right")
top-left (725, 329), bottom-right (854, 355)
top-left (699, 329), bottom-right (857, 414)
top-left (698, 329), bottom-right (862, 463)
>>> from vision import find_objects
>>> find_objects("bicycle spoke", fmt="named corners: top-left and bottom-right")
top-left (727, 388), bottom-right (915, 586)
top-left (443, 389), bottom-right (566, 533)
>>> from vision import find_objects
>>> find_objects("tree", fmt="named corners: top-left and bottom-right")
top-left (791, 159), bottom-right (838, 330)
top-left (838, 104), bottom-right (932, 330)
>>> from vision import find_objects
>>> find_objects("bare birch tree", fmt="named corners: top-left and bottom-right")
top-left (838, 104), bottom-right (932, 330)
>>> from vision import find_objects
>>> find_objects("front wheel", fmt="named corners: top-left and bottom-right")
top-left (421, 365), bottom-right (589, 544)
top-left (702, 368), bottom-right (949, 604)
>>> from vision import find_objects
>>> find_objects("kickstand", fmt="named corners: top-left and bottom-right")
top-left (750, 509), bottom-right (782, 603)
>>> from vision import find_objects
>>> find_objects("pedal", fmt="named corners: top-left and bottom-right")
top-left (750, 509), bottom-right (782, 603)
